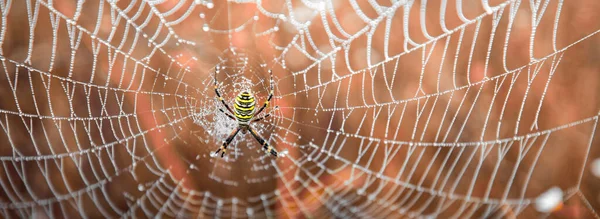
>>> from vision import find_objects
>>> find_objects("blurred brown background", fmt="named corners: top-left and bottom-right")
top-left (0, 0), bottom-right (599, 218)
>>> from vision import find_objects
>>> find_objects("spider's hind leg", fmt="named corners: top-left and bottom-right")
top-left (249, 127), bottom-right (278, 157)
top-left (214, 127), bottom-right (241, 157)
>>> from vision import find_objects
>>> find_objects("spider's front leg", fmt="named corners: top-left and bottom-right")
top-left (214, 84), bottom-right (237, 120)
top-left (213, 68), bottom-right (236, 119)
top-left (214, 84), bottom-right (235, 115)
top-left (218, 108), bottom-right (236, 120)
top-left (254, 70), bottom-right (274, 117)
top-left (214, 127), bottom-right (241, 157)
top-left (249, 127), bottom-right (278, 157)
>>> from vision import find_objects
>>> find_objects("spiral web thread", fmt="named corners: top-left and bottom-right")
top-left (0, 0), bottom-right (599, 218)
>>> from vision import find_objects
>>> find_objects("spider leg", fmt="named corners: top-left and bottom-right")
top-left (215, 87), bottom-right (235, 115)
top-left (218, 108), bottom-right (236, 120)
top-left (254, 70), bottom-right (274, 117)
top-left (214, 71), bottom-right (235, 115)
top-left (252, 106), bottom-right (278, 122)
top-left (252, 113), bottom-right (270, 122)
top-left (249, 127), bottom-right (278, 157)
top-left (214, 127), bottom-right (241, 157)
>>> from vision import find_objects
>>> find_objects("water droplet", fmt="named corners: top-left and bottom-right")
top-left (535, 187), bottom-right (563, 213)
top-left (591, 158), bottom-right (600, 178)
top-left (279, 150), bottom-right (289, 158)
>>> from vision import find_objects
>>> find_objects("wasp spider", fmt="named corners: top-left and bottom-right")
top-left (213, 70), bottom-right (278, 158)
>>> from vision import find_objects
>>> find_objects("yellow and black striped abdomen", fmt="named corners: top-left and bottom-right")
top-left (234, 91), bottom-right (255, 123)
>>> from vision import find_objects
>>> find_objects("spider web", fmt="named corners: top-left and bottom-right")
top-left (0, 0), bottom-right (599, 218)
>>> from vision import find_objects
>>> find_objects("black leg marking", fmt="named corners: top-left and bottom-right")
top-left (254, 70), bottom-right (274, 117)
top-left (214, 127), bottom-right (241, 157)
top-left (252, 113), bottom-right (270, 122)
top-left (215, 86), bottom-right (235, 115)
top-left (249, 127), bottom-right (278, 157)
top-left (218, 108), bottom-right (236, 120)
top-left (214, 68), bottom-right (235, 115)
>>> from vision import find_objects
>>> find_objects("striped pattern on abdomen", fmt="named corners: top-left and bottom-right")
top-left (234, 91), bottom-right (255, 123)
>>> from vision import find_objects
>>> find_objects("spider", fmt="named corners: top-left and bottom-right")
top-left (213, 69), bottom-right (278, 158)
